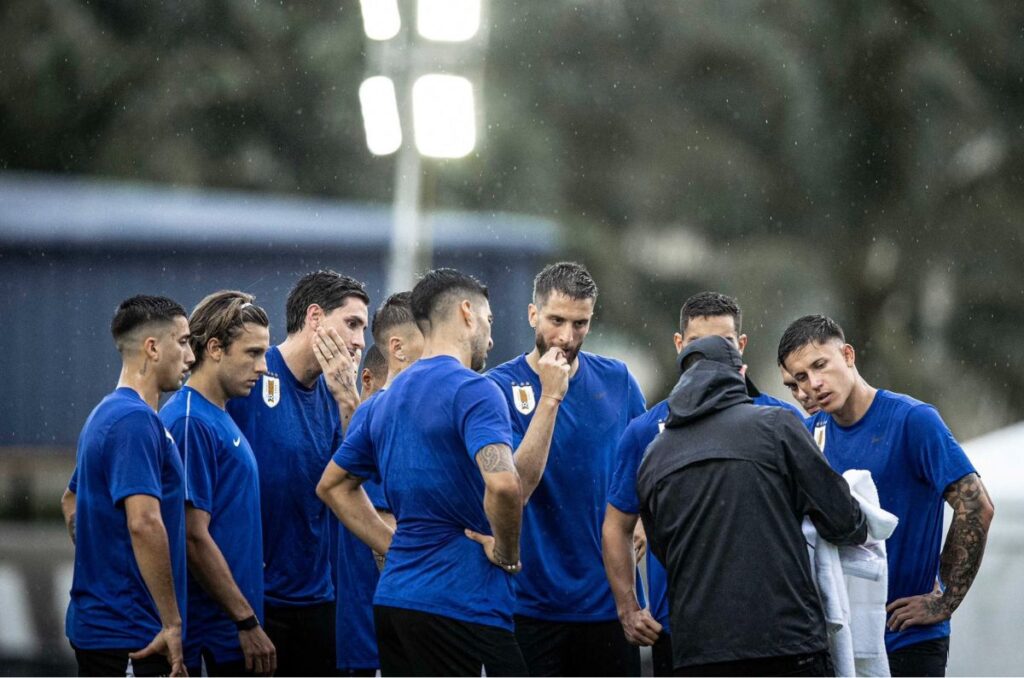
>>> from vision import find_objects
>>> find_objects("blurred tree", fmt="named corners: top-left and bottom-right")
top-left (1, 0), bottom-right (1021, 434)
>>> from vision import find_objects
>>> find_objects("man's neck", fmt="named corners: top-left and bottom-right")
top-left (117, 362), bottom-right (161, 411)
top-left (184, 368), bottom-right (228, 409)
top-left (382, 359), bottom-right (410, 389)
top-left (420, 334), bottom-right (470, 369)
top-left (526, 347), bottom-right (580, 379)
top-left (832, 377), bottom-right (878, 427)
top-left (278, 334), bottom-right (321, 388)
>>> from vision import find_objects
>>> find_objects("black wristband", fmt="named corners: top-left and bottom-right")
top-left (236, 614), bottom-right (259, 631)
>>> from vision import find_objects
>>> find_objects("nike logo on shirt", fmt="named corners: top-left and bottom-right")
top-left (233, 437), bottom-right (241, 447)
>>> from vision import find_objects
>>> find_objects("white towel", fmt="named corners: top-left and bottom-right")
top-left (805, 470), bottom-right (898, 677)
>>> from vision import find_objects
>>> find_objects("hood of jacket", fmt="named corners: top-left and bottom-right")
top-left (666, 335), bottom-right (752, 427)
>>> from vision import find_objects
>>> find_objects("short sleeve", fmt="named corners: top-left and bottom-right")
top-left (625, 369), bottom-right (646, 420)
top-left (455, 377), bottom-right (514, 460)
top-left (166, 416), bottom-right (219, 514)
top-left (905, 405), bottom-right (977, 493)
top-left (484, 369), bottom-right (524, 438)
top-left (332, 402), bottom-right (380, 484)
top-left (607, 419), bottom-right (644, 515)
top-left (68, 466), bottom-right (79, 493)
top-left (107, 411), bottom-right (164, 505)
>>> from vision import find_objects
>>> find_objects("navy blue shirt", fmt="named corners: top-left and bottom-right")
top-left (807, 390), bottom-right (976, 652)
top-left (607, 389), bottom-right (799, 632)
top-left (335, 394), bottom-right (389, 672)
top-left (66, 388), bottom-right (187, 649)
top-left (334, 356), bottom-right (516, 630)
top-left (487, 352), bottom-right (646, 622)
top-left (227, 346), bottom-right (342, 606)
top-left (161, 387), bottom-right (263, 666)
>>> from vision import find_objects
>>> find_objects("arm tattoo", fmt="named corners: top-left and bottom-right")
top-left (331, 369), bottom-right (354, 390)
top-left (478, 444), bottom-right (515, 474)
top-left (932, 473), bottom-right (992, 616)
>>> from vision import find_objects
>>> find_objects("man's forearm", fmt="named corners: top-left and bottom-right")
top-left (483, 484), bottom-right (522, 562)
top-left (602, 507), bottom-right (642, 616)
top-left (60, 488), bottom-right (76, 545)
top-left (935, 473), bottom-right (994, 615)
top-left (129, 516), bottom-right (182, 628)
top-left (513, 397), bottom-right (560, 502)
top-left (186, 531), bottom-right (254, 621)
top-left (323, 484), bottom-right (393, 555)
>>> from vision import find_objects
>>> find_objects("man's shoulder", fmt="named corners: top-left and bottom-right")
top-left (579, 351), bottom-right (630, 376)
top-left (484, 354), bottom-right (529, 383)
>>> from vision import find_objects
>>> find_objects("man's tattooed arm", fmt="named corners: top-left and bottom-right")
top-left (932, 473), bottom-right (995, 616)
top-left (478, 443), bottom-right (517, 474)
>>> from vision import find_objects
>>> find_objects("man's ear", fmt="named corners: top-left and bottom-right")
top-left (843, 343), bottom-right (856, 367)
top-left (305, 303), bottom-right (323, 332)
top-left (459, 299), bottom-right (474, 327)
top-left (143, 335), bottom-right (160, 362)
top-left (737, 334), bottom-right (748, 354)
top-left (389, 334), bottom-right (405, 362)
top-left (673, 332), bottom-right (684, 354)
top-left (528, 303), bottom-right (538, 328)
top-left (361, 367), bottom-right (373, 391)
top-left (206, 337), bottom-right (224, 363)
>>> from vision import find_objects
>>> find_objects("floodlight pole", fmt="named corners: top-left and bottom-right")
top-left (386, 126), bottom-right (423, 294)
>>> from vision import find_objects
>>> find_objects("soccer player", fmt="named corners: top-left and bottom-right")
top-left (160, 291), bottom-right (276, 676)
top-left (602, 291), bottom-right (803, 675)
top-left (486, 261), bottom-right (646, 677)
top-left (359, 344), bottom-right (388, 398)
top-left (318, 268), bottom-right (568, 676)
top-left (778, 315), bottom-right (995, 677)
top-left (334, 292), bottom-right (422, 676)
top-left (63, 295), bottom-right (193, 677)
top-left (226, 270), bottom-right (369, 676)
top-left (781, 367), bottom-right (820, 416)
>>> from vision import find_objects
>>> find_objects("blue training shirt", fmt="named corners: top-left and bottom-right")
top-left (606, 388), bottom-right (800, 632)
top-left (66, 388), bottom-right (187, 650)
top-left (226, 346), bottom-right (342, 606)
top-left (806, 389), bottom-right (976, 652)
top-left (335, 393), bottom-right (390, 672)
top-left (334, 355), bottom-right (517, 630)
top-left (486, 351), bottom-right (647, 622)
top-left (161, 387), bottom-right (264, 666)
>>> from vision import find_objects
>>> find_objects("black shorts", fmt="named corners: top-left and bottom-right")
top-left (673, 650), bottom-right (833, 677)
top-left (73, 646), bottom-right (170, 677)
top-left (888, 636), bottom-right (950, 678)
top-left (514, 614), bottom-right (641, 677)
top-left (263, 601), bottom-right (336, 677)
top-left (374, 605), bottom-right (527, 677)
top-left (652, 631), bottom-right (674, 677)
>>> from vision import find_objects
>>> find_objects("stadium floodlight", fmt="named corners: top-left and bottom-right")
top-left (359, 0), bottom-right (401, 41)
top-left (416, 0), bottom-right (481, 42)
top-left (359, 76), bottom-right (403, 156)
top-left (412, 74), bottom-right (476, 158)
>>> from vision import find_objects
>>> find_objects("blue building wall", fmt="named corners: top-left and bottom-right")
top-left (0, 173), bottom-right (558, 450)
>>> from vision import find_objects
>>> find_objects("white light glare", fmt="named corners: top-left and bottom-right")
top-left (360, 0), bottom-right (401, 41)
top-left (412, 75), bottom-right (476, 159)
top-left (417, 0), bottom-right (481, 42)
top-left (359, 77), bottom-right (402, 156)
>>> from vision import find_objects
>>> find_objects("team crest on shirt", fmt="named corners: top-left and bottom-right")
top-left (813, 423), bottom-right (827, 451)
top-left (512, 383), bottom-right (536, 415)
top-left (262, 375), bottom-right (281, 408)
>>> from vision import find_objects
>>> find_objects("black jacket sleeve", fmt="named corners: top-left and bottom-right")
top-left (777, 410), bottom-right (868, 546)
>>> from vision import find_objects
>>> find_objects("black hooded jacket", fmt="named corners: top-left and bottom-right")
top-left (637, 336), bottom-right (867, 669)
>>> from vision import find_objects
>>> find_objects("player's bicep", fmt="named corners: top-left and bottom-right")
top-left (476, 443), bottom-right (516, 476)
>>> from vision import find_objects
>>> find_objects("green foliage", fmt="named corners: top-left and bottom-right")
top-left (1, 0), bottom-right (1021, 434)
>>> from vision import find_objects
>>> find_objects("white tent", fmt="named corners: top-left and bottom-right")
top-left (948, 421), bottom-right (1024, 676)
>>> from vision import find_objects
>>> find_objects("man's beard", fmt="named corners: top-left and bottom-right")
top-left (470, 332), bottom-right (489, 373)
top-left (535, 334), bottom-right (581, 365)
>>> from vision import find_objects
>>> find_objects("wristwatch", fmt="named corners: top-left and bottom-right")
top-left (235, 614), bottom-right (260, 631)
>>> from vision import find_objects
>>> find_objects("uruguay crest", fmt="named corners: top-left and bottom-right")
top-left (813, 424), bottom-right (827, 451)
top-left (512, 383), bottom-right (536, 415)
top-left (262, 375), bottom-right (281, 408)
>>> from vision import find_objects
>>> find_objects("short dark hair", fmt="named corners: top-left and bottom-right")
top-left (680, 292), bottom-right (742, 335)
top-left (777, 315), bottom-right (846, 366)
top-left (362, 343), bottom-right (388, 383)
top-left (188, 290), bottom-right (270, 368)
top-left (285, 270), bottom-right (370, 335)
top-left (410, 268), bottom-right (489, 334)
top-left (533, 261), bottom-right (598, 306)
top-left (371, 292), bottom-right (416, 346)
top-left (110, 295), bottom-right (187, 354)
